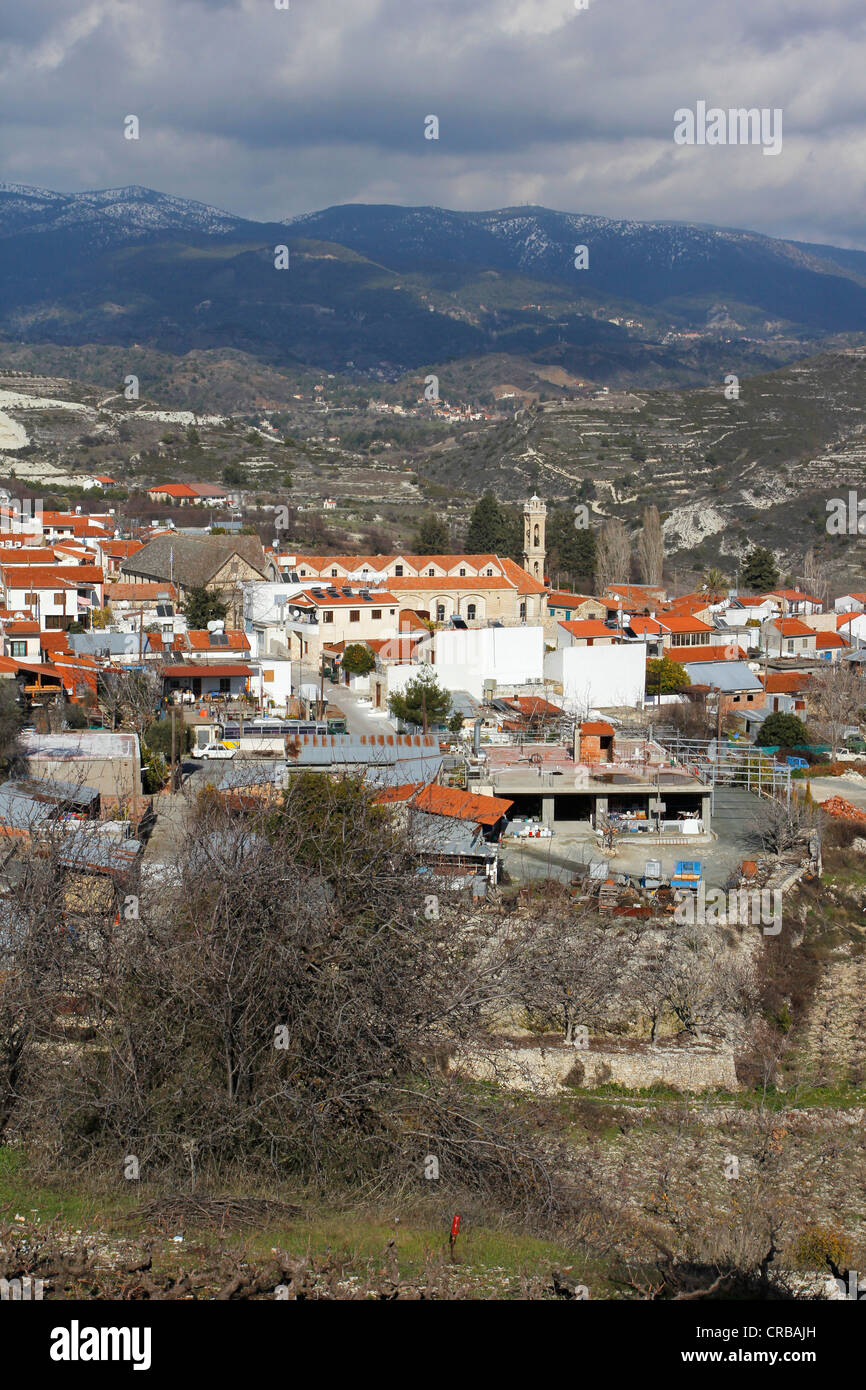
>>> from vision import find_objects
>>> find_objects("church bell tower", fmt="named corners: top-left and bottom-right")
top-left (523, 494), bottom-right (547, 581)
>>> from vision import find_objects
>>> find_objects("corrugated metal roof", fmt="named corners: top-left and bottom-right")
top-left (682, 660), bottom-right (763, 692)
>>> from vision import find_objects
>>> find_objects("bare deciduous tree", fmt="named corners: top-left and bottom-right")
top-left (595, 519), bottom-right (631, 594)
top-left (807, 662), bottom-right (866, 751)
top-left (635, 505), bottom-right (664, 587)
top-left (753, 792), bottom-right (822, 856)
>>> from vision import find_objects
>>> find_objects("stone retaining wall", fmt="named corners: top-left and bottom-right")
top-left (451, 1041), bottom-right (739, 1095)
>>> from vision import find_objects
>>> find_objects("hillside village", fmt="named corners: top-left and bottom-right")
top-left (2, 471), bottom-right (866, 1303)
top-left (0, 482), bottom-right (864, 881)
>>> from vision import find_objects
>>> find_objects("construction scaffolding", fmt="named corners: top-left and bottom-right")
top-left (654, 734), bottom-right (793, 808)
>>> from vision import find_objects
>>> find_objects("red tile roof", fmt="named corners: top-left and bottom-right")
top-left (1, 564), bottom-right (104, 587)
top-left (185, 629), bottom-right (250, 651)
top-left (147, 483), bottom-right (198, 498)
top-left (559, 619), bottom-right (616, 639)
top-left (547, 590), bottom-right (601, 608)
top-left (678, 644), bottom-right (747, 662)
top-left (662, 613), bottom-right (714, 634)
top-left (771, 617), bottom-right (815, 637)
top-left (760, 672), bottom-right (812, 694)
top-left (410, 783), bottom-right (514, 826)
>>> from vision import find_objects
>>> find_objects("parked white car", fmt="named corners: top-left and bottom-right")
top-left (192, 741), bottom-right (237, 760)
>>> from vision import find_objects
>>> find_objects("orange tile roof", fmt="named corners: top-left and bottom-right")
top-left (506, 696), bottom-right (563, 716)
top-left (760, 672), bottom-right (812, 693)
top-left (97, 539), bottom-right (144, 557)
top-left (105, 581), bottom-right (178, 601)
top-left (816, 632), bottom-right (849, 649)
top-left (385, 576), bottom-right (514, 592)
top-left (580, 720), bottom-right (615, 736)
top-left (185, 629), bottom-right (250, 651)
top-left (547, 590), bottom-right (601, 607)
top-left (559, 619), bottom-right (616, 639)
top-left (678, 644), bottom-right (747, 662)
top-left (627, 616), bottom-right (665, 635)
top-left (410, 783), bottom-right (514, 825)
top-left (1, 564), bottom-right (104, 588)
top-left (0, 548), bottom-right (58, 565)
top-left (3, 620), bottom-right (40, 635)
top-left (147, 483), bottom-right (198, 498)
top-left (297, 587), bottom-right (399, 606)
top-left (662, 614), bottom-right (714, 634)
top-left (772, 617), bottom-right (815, 637)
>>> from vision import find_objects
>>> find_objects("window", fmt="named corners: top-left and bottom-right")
top-left (349, 610), bottom-right (360, 623)
top-left (371, 609), bottom-right (381, 620)
top-left (519, 602), bottom-right (526, 620)
top-left (219, 678), bottom-right (231, 693)
top-left (10, 641), bottom-right (26, 657)
top-left (54, 592), bottom-right (64, 604)
top-left (787, 639), bottom-right (794, 653)
top-left (486, 568), bottom-right (493, 576)
top-left (322, 610), bottom-right (333, 623)
top-left (264, 670), bottom-right (275, 682)
top-left (428, 568), bottom-right (435, 576)
top-left (395, 565), bottom-right (404, 577)
top-left (436, 603), bottom-right (445, 621)
top-left (466, 603), bottom-right (477, 621)
top-left (459, 568), bottom-right (466, 576)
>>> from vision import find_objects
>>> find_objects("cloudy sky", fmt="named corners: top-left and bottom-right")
top-left (1, 0), bottom-right (866, 245)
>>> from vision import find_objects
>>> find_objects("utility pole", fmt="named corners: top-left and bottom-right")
top-left (422, 685), bottom-right (428, 735)
top-left (170, 706), bottom-right (177, 791)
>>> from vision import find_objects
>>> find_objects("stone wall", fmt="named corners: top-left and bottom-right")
top-left (450, 1040), bottom-right (739, 1095)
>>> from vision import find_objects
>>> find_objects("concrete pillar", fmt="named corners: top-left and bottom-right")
top-left (541, 796), bottom-right (555, 829)
top-left (701, 793), bottom-right (712, 828)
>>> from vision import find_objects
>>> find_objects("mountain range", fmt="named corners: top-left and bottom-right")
top-left (2, 183), bottom-right (866, 384)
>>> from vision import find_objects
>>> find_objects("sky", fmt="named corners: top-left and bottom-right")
top-left (1, 0), bottom-right (866, 246)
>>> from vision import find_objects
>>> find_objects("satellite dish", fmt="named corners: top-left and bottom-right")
top-left (206, 619), bottom-right (225, 632)
top-left (288, 606), bottom-right (303, 620)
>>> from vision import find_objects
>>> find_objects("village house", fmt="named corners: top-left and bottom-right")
top-left (0, 563), bottom-right (105, 631)
top-left (762, 616), bottom-right (819, 658)
top-left (120, 535), bottom-right (277, 626)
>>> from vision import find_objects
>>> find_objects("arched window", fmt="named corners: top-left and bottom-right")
top-left (466, 603), bottom-right (477, 621)
top-left (533, 524), bottom-right (540, 547)
top-left (436, 603), bottom-right (445, 621)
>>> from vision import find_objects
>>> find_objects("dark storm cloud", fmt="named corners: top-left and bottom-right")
top-left (0, 0), bottom-right (864, 246)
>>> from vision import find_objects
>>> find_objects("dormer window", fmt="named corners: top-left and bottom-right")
top-left (395, 565), bottom-right (404, 577)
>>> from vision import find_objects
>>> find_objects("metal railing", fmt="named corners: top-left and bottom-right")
top-left (654, 734), bottom-right (792, 806)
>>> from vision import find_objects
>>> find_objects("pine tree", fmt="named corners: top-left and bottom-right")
top-left (742, 546), bottom-right (779, 593)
